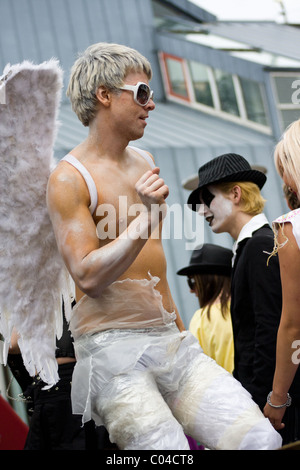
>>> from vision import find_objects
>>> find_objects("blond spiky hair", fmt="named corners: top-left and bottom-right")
top-left (66, 42), bottom-right (152, 126)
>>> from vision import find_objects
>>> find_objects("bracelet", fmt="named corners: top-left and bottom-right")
top-left (267, 391), bottom-right (292, 409)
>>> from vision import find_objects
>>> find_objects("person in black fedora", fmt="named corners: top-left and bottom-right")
top-left (188, 153), bottom-right (284, 434)
top-left (177, 243), bottom-right (234, 373)
top-left (187, 153), bottom-right (267, 212)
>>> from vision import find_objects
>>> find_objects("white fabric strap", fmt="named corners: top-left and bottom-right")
top-left (129, 145), bottom-right (155, 169)
top-left (61, 147), bottom-right (154, 215)
top-left (61, 154), bottom-right (98, 215)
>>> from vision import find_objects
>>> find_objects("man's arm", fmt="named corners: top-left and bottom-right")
top-left (47, 165), bottom-right (168, 298)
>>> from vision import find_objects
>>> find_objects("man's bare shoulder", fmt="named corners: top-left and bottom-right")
top-left (129, 147), bottom-right (155, 167)
top-left (47, 161), bottom-right (90, 212)
top-left (49, 159), bottom-right (79, 183)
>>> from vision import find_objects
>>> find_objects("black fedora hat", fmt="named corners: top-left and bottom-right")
top-left (187, 153), bottom-right (267, 211)
top-left (177, 243), bottom-right (232, 277)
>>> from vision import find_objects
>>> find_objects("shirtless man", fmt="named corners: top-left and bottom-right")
top-left (47, 43), bottom-right (281, 450)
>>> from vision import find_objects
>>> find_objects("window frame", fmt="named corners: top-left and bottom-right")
top-left (159, 51), bottom-right (272, 134)
top-left (237, 76), bottom-right (270, 127)
top-left (270, 72), bottom-right (300, 132)
top-left (159, 52), bottom-right (191, 103)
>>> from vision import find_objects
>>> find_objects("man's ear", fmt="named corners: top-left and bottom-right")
top-left (231, 184), bottom-right (242, 205)
top-left (95, 86), bottom-right (111, 107)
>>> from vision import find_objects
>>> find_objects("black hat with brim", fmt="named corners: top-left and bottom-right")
top-left (177, 243), bottom-right (232, 277)
top-left (187, 153), bottom-right (267, 211)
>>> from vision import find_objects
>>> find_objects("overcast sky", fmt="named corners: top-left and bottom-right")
top-left (190, 0), bottom-right (300, 23)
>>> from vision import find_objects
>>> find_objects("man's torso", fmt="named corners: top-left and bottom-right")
top-left (59, 147), bottom-right (176, 334)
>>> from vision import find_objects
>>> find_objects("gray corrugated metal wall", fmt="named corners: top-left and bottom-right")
top-left (0, 0), bottom-right (164, 99)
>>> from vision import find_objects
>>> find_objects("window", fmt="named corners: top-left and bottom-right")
top-left (272, 74), bottom-right (300, 131)
top-left (189, 61), bottom-right (214, 107)
top-left (214, 69), bottom-right (240, 116)
top-left (159, 52), bottom-right (270, 132)
top-left (239, 78), bottom-right (268, 126)
top-left (163, 54), bottom-right (189, 101)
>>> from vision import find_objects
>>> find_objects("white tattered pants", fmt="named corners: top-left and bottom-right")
top-left (72, 326), bottom-right (282, 450)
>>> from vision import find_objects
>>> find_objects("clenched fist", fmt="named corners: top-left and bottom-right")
top-left (135, 167), bottom-right (169, 210)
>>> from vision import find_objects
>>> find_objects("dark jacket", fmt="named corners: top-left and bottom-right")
top-left (231, 224), bottom-right (282, 410)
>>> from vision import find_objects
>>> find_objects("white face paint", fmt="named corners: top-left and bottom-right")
top-left (200, 185), bottom-right (233, 233)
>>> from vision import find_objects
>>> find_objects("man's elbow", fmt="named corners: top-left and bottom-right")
top-left (75, 272), bottom-right (104, 299)
top-left (77, 278), bottom-right (100, 298)
top-left (72, 260), bottom-right (111, 298)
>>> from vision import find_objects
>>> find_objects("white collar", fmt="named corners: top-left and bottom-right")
top-left (232, 213), bottom-right (269, 265)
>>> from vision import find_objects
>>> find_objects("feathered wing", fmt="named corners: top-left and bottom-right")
top-left (0, 59), bottom-right (74, 387)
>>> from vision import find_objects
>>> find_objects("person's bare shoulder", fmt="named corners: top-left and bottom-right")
top-left (47, 161), bottom-right (90, 216)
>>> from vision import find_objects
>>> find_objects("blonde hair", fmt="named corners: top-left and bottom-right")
top-left (268, 119), bottom-right (300, 262)
top-left (274, 119), bottom-right (300, 197)
top-left (67, 42), bottom-right (152, 126)
top-left (217, 181), bottom-right (266, 215)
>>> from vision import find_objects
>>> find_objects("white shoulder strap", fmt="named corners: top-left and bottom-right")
top-left (129, 145), bottom-right (155, 169)
top-left (61, 148), bottom-right (154, 214)
top-left (61, 154), bottom-right (98, 215)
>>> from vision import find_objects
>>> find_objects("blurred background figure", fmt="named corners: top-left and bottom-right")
top-left (177, 243), bottom-right (234, 373)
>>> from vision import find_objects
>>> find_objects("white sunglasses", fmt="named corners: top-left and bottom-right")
top-left (119, 81), bottom-right (154, 106)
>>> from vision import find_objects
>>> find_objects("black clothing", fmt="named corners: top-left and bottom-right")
top-left (7, 308), bottom-right (116, 450)
top-left (24, 362), bottom-right (86, 450)
top-left (55, 315), bottom-right (76, 359)
top-left (280, 404), bottom-right (300, 445)
top-left (231, 225), bottom-right (282, 410)
top-left (7, 353), bottom-right (34, 396)
top-left (23, 362), bottom-right (117, 450)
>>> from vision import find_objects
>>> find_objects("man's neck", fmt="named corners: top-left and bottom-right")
top-left (85, 114), bottom-right (130, 161)
top-left (230, 212), bottom-right (254, 241)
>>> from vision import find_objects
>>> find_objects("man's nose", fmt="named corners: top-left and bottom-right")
top-left (146, 98), bottom-right (155, 111)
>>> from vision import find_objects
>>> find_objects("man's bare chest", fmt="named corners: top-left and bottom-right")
top-left (91, 166), bottom-right (148, 239)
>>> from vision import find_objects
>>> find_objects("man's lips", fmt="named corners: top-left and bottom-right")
top-left (139, 115), bottom-right (148, 126)
top-left (206, 216), bottom-right (214, 226)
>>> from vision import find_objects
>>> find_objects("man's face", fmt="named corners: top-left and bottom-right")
top-left (112, 71), bottom-right (155, 141)
top-left (199, 185), bottom-right (234, 233)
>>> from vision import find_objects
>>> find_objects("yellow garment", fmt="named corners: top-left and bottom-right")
top-left (189, 303), bottom-right (234, 373)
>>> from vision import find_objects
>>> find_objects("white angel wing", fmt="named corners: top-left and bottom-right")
top-left (0, 59), bottom-right (73, 387)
